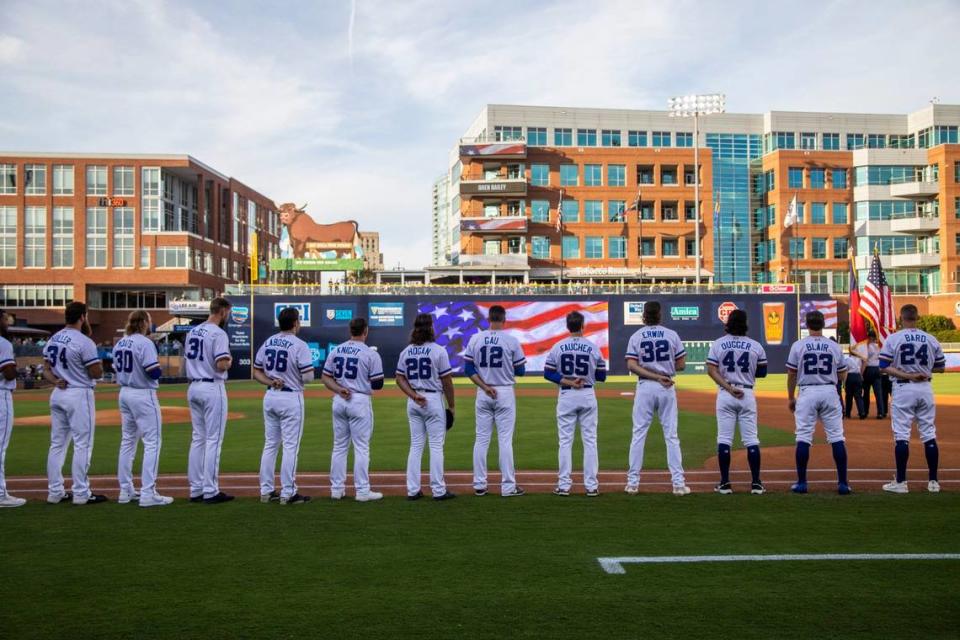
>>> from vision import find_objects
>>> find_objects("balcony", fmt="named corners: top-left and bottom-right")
top-left (459, 178), bottom-right (527, 198)
top-left (458, 253), bottom-right (530, 268)
top-left (855, 252), bottom-right (940, 270)
top-left (460, 216), bottom-right (528, 234)
top-left (459, 137), bottom-right (527, 159)
top-left (889, 181), bottom-right (939, 199)
top-left (889, 214), bottom-right (940, 234)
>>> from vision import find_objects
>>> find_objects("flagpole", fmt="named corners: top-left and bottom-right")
top-left (558, 189), bottom-right (565, 286)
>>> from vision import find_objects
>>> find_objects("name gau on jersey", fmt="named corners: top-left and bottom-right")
top-left (463, 330), bottom-right (526, 387)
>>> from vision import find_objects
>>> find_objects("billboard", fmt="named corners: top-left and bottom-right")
top-left (276, 203), bottom-right (363, 271)
top-left (369, 302), bottom-right (405, 327)
top-left (269, 257), bottom-right (364, 271)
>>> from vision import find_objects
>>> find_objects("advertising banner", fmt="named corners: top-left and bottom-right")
top-left (225, 303), bottom-right (252, 378)
top-left (269, 257), bottom-right (364, 271)
top-left (369, 302), bottom-right (405, 327)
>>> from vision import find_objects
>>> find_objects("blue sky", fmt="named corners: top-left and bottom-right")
top-left (1, 0), bottom-right (958, 269)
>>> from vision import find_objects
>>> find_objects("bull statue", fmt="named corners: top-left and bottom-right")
top-left (277, 202), bottom-right (361, 260)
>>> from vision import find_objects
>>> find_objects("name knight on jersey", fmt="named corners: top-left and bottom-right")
top-left (333, 345), bottom-right (362, 356)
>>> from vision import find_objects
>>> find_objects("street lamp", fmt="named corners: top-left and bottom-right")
top-left (668, 93), bottom-right (725, 287)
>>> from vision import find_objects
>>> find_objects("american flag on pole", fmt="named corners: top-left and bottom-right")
top-left (417, 300), bottom-right (609, 372)
top-left (800, 299), bottom-right (838, 328)
top-left (555, 189), bottom-right (564, 233)
top-left (860, 251), bottom-right (895, 342)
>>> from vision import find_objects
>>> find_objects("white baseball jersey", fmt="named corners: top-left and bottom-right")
top-left (625, 325), bottom-right (686, 377)
top-left (786, 336), bottom-right (847, 385)
top-left (463, 330), bottom-right (526, 386)
top-left (113, 334), bottom-right (160, 389)
top-left (184, 322), bottom-right (230, 381)
top-left (44, 328), bottom-right (100, 388)
top-left (396, 342), bottom-right (452, 391)
top-left (544, 336), bottom-right (606, 386)
top-left (706, 335), bottom-right (768, 387)
top-left (843, 354), bottom-right (863, 376)
top-left (322, 340), bottom-right (384, 394)
top-left (0, 335), bottom-right (15, 391)
top-left (254, 332), bottom-right (314, 392)
top-left (879, 329), bottom-right (945, 377)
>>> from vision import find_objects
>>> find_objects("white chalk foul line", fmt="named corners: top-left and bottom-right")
top-left (598, 553), bottom-right (960, 574)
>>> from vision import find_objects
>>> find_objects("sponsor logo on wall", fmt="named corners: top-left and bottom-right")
top-left (274, 302), bottom-right (312, 327)
top-left (670, 305), bottom-right (700, 321)
top-left (229, 306), bottom-right (250, 325)
top-left (369, 302), bottom-right (405, 327)
top-left (321, 304), bottom-right (356, 326)
top-left (624, 301), bottom-right (646, 325)
top-left (717, 301), bottom-right (739, 324)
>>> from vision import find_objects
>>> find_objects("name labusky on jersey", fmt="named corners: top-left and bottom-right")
top-left (256, 333), bottom-right (314, 391)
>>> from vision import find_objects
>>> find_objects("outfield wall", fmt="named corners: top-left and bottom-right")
top-left (224, 293), bottom-right (812, 378)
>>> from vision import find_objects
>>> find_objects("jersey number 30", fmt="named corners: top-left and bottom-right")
top-left (114, 349), bottom-right (134, 374)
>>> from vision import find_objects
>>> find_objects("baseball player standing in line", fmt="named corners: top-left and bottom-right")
top-left (878, 304), bottom-right (946, 494)
top-left (396, 313), bottom-right (456, 501)
top-left (623, 301), bottom-right (691, 496)
top-left (114, 310), bottom-right (173, 507)
top-left (185, 297), bottom-right (234, 504)
top-left (786, 310), bottom-right (850, 495)
top-left (543, 310), bottom-right (606, 497)
top-left (41, 302), bottom-right (107, 505)
top-left (706, 309), bottom-right (768, 495)
top-left (321, 317), bottom-right (385, 502)
top-left (463, 304), bottom-right (526, 498)
top-left (253, 306), bottom-right (315, 505)
top-left (0, 309), bottom-right (26, 507)
top-left (843, 347), bottom-right (866, 420)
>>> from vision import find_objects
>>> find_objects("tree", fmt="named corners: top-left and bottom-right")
top-left (917, 315), bottom-right (955, 334)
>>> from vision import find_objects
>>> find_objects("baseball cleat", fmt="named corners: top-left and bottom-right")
top-left (624, 484), bottom-right (639, 495)
top-left (432, 491), bottom-right (457, 501)
top-left (118, 491), bottom-right (141, 505)
top-left (474, 488), bottom-right (488, 497)
top-left (750, 482), bottom-right (766, 495)
top-left (552, 487), bottom-right (570, 497)
top-left (330, 489), bottom-right (345, 500)
top-left (673, 485), bottom-right (692, 496)
top-left (586, 489), bottom-right (600, 497)
top-left (882, 479), bottom-right (909, 494)
top-left (714, 482), bottom-right (733, 495)
top-left (502, 487), bottom-right (525, 498)
top-left (260, 490), bottom-right (281, 503)
top-left (928, 480), bottom-right (941, 493)
top-left (139, 494), bottom-right (174, 507)
top-left (0, 494), bottom-right (27, 508)
top-left (189, 495), bottom-right (204, 503)
top-left (74, 494), bottom-right (109, 505)
top-left (790, 482), bottom-right (808, 494)
top-left (203, 492), bottom-right (234, 504)
top-left (47, 492), bottom-right (72, 504)
top-left (280, 493), bottom-right (311, 505)
top-left (356, 491), bottom-right (383, 502)
top-left (837, 483), bottom-right (853, 496)
top-left (407, 491), bottom-right (424, 501)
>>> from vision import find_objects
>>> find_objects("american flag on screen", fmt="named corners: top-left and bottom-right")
top-left (800, 299), bottom-right (838, 328)
top-left (417, 300), bottom-right (610, 372)
top-left (861, 252), bottom-right (895, 342)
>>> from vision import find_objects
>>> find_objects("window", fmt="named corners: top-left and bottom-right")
top-left (86, 207), bottom-right (107, 268)
top-left (52, 165), bottom-right (74, 195)
top-left (684, 203), bottom-right (697, 221)
top-left (809, 168), bottom-right (825, 189)
top-left (639, 237), bottom-right (655, 256)
top-left (608, 200), bottom-right (626, 222)
top-left (662, 238), bottom-right (679, 256)
top-left (577, 129), bottom-right (597, 146)
top-left (639, 202), bottom-right (654, 221)
top-left (832, 202), bottom-right (848, 224)
top-left (113, 207), bottom-right (134, 268)
top-left (833, 237), bottom-right (849, 259)
top-left (562, 236), bottom-right (579, 259)
top-left (561, 199), bottom-right (579, 222)
top-left (853, 165), bottom-right (920, 186)
top-left (800, 132), bottom-right (817, 150)
top-left (846, 134), bottom-right (865, 150)
top-left (637, 165), bottom-right (654, 184)
top-left (684, 166), bottom-right (698, 186)
top-left (609, 236), bottom-right (626, 258)
top-left (113, 166), bottom-right (134, 196)
top-left (530, 164), bottom-right (549, 186)
top-left (823, 133), bottom-right (840, 150)
top-left (833, 271), bottom-right (850, 294)
top-left (48, 207), bottom-right (74, 267)
top-left (483, 239), bottom-right (500, 256)
top-left (601, 130), bottom-right (621, 147)
top-left (832, 169), bottom-right (847, 189)
top-left (0, 285), bottom-right (74, 308)
top-left (607, 164), bottom-right (625, 186)
top-left (765, 170), bottom-right (775, 192)
top-left (97, 290), bottom-right (168, 310)
top-left (855, 200), bottom-right (917, 221)
top-left (789, 237), bottom-right (805, 258)
top-left (156, 246), bottom-right (189, 268)
top-left (140, 246), bottom-right (150, 268)
top-left (810, 202), bottom-right (826, 224)
top-left (661, 166), bottom-right (677, 185)
top-left (0, 206), bottom-right (15, 267)
top-left (585, 236), bottom-right (603, 259)
top-left (662, 201), bottom-right (678, 221)
top-left (560, 164), bottom-right (578, 186)
top-left (956, 196), bottom-right (960, 219)
top-left (687, 239), bottom-right (699, 257)
top-left (0, 164), bottom-right (15, 194)
top-left (675, 132), bottom-right (693, 147)
top-left (584, 200), bottom-right (603, 223)
top-left (526, 127), bottom-right (547, 145)
top-left (584, 164), bottom-right (602, 186)
top-left (933, 125), bottom-right (959, 145)
top-left (142, 167), bottom-right (160, 196)
top-left (24, 206), bottom-right (46, 267)
top-left (531, 236), bottom-right (550, 259)
top-left (889, 134), bottom-right (915, 149)
top-left (554, 128), bottom-right (572, 146)
top-left (788, 167), bottom-right (804, 189)
top-left (25, 164), bottom-right (46, 195)
top-left (867, 134), bottom-right (886, 149)
top-left (812, 238), bottom-right (827, 259)
top-left (628, 130), bottom-right (647, 147)
top-left (86, 165), bottom-right (107, 195)
top-left (494, 126), bottom-right (522, 141)
top-left (796, 202), bottom-right (805, 223)
top-left (652, 131), bottom-right (671, 147)
top-left (777, 132), bottom-right (796, 150)
top-left (531, 200), bottom-right (550, 223)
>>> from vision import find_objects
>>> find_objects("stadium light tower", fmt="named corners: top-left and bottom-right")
top-left (669, 93), bottom-right (725, 287)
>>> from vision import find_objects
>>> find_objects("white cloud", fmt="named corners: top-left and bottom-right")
top-left (0, 34), bottom-right (24, 64)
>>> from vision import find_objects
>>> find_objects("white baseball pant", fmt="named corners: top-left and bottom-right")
top-left (330, 393), bottom-right (374, 495)
top-left (716, 387), bottom-right (760, 447)
top-left (259, 390), bottom-right (305, 499)
top-left (473, 386), bottom-right (517, 494)
top-left (0, 389), bottom-right (12, 498)
top-left (117, 387), bottom-right (163, 499)
top-left (628, 381), bottom-right (685, 487)
top-left (47, 387), bottom-right (96, 500)
top-left (556, 388), bottom-right (599, 492)
top-left (795, 385), bottom-right (845, 444)
top-left (405, 393), bottom-right (446, 497)
top-left (187, 381), bottom-right (228, 499)
top-left (890, 382), bottom-right (936, 443)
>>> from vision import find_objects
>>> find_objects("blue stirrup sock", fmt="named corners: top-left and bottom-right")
top-left (746, 445), bottom-right (761, 484)
top-left (894, 440), bottom-right (910, 483)
top-left (795, 442), bottom-right (810, 483)
top-left (717, 444), bottom-right (731, 484)
top-left (831, 441), bottom-right (848, 485)
top-left (924, 439), bottom-right (939, 482)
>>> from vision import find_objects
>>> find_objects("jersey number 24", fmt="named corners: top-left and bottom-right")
top-left (899, 343), bottom-right (929, 366)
